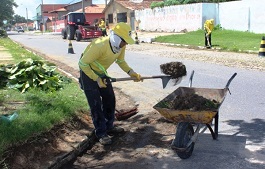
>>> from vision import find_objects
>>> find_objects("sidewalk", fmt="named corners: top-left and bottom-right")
top-left (0, 46), bottom-right (13, 64)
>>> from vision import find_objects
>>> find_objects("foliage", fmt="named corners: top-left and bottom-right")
top-left (151, 1), bottom-right (164, 9)
top-left (0, 29), bottom-right (7, 37)
top-left (0, 64), bottom-right (12, 89)
top-left (0, 0), bottom-right (17, 27)
top-left (151, 0), bottom-right (238, 9)
top-left (164, 0), bottom-right (180, 6)
top-left (214, 24), bottom-right (222, 30)
top-left (1, 59), bottom-right (72, 93)
top-left (13, 14), bottom-right (27, 24)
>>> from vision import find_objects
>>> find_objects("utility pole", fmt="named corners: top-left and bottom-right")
top-left (82, 0), bottom-right (84, 13)
top-left (42, 0), bottom-right (45, 33)
top-left (26, 8), bottom-right (28, 31)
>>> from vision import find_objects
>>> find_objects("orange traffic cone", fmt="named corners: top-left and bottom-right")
top-left (258, 36), bottom-right (265, 57)
top-left (68, 40), bottom-right (74, 54)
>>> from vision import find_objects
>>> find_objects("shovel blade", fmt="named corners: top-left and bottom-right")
top-left (161, 76), bottom-right (172, 89)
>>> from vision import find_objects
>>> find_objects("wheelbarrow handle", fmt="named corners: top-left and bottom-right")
top-left (225, 73), bottom-right (237, 89)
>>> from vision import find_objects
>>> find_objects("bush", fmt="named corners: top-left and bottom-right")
top-left (0, 29), bottom-right (7, 38)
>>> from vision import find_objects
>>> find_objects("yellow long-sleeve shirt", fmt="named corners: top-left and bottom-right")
top-left (204, 19), bottom-right (214, 35)
top-left (78, 36), bottom-right (132, 81)
top-left (99, 20), bottom-right (106, 29)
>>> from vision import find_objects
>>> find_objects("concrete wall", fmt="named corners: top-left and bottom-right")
top-left (219, 0), bottom-right (265, 33)
top-left (135, 3), bottom-right (202, 32)
top-left (135, 0), bottom-right (265, 34)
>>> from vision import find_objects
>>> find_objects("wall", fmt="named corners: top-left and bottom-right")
top-left (65, 1), bottom-right (92, 12)
top-left (48, 20), bottom-right (65, 32)
top-left (219, 0), bottom-right (265, 33)
top-left (135, 1), bottom-right (265, 34)
top-left (85, 13), bottom-right (105, 24)
top-left (135, 3), bottom-right (203, 32)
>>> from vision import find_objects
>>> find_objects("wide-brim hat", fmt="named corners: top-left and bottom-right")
top-left (113, 22), bottom-right (134, 44)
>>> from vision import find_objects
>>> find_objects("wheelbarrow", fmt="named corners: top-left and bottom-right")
top-left (153, 71), bottom-right (237, 159)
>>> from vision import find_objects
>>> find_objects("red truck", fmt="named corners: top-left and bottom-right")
top-left (61, 12), bottom-right (102, 41)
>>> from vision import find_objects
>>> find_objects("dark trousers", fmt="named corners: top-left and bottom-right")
top-left (101, 28), bottom-right (108, 37)
top-left (204, 33), bottom-right (212, 46)
top-left (79, 70), bottom-right (116, 138)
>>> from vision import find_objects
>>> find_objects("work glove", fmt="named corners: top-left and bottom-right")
top-left (128, 69), bottom-right (142, 82)
top-left (96, 77), bottom-right (107, 88)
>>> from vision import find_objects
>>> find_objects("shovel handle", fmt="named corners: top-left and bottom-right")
top-left (111, 75), bottom-right (171, 82)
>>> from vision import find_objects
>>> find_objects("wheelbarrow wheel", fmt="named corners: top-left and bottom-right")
top-left (171, 122), bottom-right (194, 159)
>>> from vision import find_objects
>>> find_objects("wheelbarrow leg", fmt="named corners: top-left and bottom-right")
top-left (206, 111), bottom-right (219, 140)
top-left (214, 111), bottom-right (219, 139)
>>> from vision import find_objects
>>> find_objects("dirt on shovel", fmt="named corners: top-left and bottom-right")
top-left (160, 61), bottom-right (187, 84)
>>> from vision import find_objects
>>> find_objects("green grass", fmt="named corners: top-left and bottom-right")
top-left (0, 37), bottom-right (87, 158)
top-left (0, 38), bottom-right (40, 62)
top-left (155, 29), bottom-right (263, 52)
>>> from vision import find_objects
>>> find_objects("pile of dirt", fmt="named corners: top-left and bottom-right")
top-left (155, 93), bottom-right (219, 111)
top-left (160, 61), bottom-right (187, 78)
top-left (160, 62), bottom-right (187, 84)
top-left (171, 94), bottom-right (219, 111)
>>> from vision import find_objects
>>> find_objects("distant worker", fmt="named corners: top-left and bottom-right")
top-left (204, 19), bottom-right (214, 48)
top-left (99, 18), bottom-right (108, 37)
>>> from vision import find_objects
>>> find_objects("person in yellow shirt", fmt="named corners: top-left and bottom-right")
top-left (98, 18), bottom-right (107, 36)
top-left (79, 22), bottom-right (141, 145)
top-left (204, 19), bottom-right (214, 48)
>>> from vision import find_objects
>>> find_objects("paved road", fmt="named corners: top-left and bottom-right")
top-left (8, 32), bottom-right (265, 168)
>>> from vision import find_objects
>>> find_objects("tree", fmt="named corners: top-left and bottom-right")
top-left (0, 0), bottom-right (17, 27)
top-left (13, 14), bottom-right (27, 23)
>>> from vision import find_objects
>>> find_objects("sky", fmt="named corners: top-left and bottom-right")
top-left (13, 0), bottom-right (105, 20)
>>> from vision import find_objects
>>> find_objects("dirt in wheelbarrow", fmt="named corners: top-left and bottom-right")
top-left (158, 93), bottom-right (219, 111)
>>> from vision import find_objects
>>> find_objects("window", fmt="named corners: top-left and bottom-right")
top-left (117, 12), bottom-right (127, 23)
top-left (108, 14), bottom-right (113, 23)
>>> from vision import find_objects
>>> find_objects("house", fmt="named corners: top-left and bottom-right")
top-left (75, 4), bottom-right (105, 25)
top-left (34, 4), bottom-right (67, 31)
top-left (37, 0), bottom-right (105, 32)
top-left (103, 0), bottom-right (162, 30)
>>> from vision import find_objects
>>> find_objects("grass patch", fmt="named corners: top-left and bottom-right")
top-left (0, 37), bottom-right (87, 158)
top-left (155, 29), bottom-right (263, 52)
top-left (0, 38), bottom-right (40, 63)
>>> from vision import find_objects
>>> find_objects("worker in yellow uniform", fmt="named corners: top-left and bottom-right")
top-left (98, 18), bottom-right (108, 36)
top-left (78, 22), bottom-right (142, 145)
top-left (204, 19), bottom-right (214, 48)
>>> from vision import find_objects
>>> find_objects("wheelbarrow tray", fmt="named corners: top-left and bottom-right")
top-left (153, 87), bottom-right (228, 124)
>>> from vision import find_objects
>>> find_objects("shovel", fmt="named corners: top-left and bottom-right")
top-left (206, 34), bottom-right (211, 48)
top-left (110, 75), bottom-right (172, 89)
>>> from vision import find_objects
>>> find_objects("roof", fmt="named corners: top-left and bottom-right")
top-left (75, 4), bottom-right (105, 13)
top-left (43, 4), bottom-right (67, 13)
top-left (49, 7), bottom-right (68, 13)
top-left (115, 0), bottom-right (162, 10)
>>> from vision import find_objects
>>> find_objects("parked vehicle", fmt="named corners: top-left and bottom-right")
top-left (61, 12), bottom-right (102, 41)
top-left (17, 27), bottom-right (24, 33)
